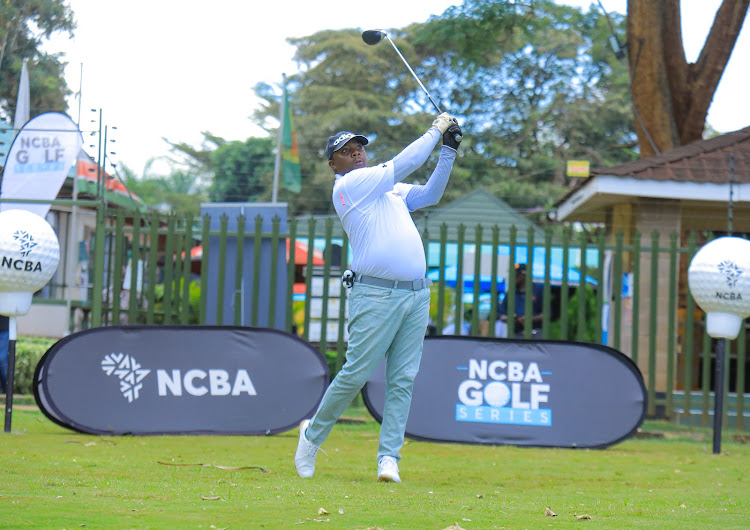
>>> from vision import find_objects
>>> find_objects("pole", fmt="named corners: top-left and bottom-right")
top-left (3, 317), bottom-right (17, 433)
top-left (712, 338), bottom-right (727, 454)
top-left (728, 152), bottom-right (735, 236)
top-left (271, 74), bottom-right (286, 203)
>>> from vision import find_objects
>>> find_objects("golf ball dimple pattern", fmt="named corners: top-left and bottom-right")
top-left (687, 236), bottom-right (750, 317)
top-left (0, 209), bottom-right (61, 292)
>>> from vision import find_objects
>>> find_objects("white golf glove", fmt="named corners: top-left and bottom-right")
top-left (432, 112), bottom-right (457, 134)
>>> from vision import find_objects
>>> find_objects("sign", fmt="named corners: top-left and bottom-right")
top-left (34, 326), bottom-right (329, 435)
top-left (0, 112), bottom-right (82, 218)
top-left (566, 160), bottom-right (590, 178)
top-left (363, 336), bottom-right (645, 448)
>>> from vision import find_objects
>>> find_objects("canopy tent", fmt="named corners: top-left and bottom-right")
top-left (71, 151), bottom-right (146, 210)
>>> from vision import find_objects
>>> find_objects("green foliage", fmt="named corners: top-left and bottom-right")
top-left (548, 284), bottom-right (599, 342)
top-left (247, 1), bottom-right (636, 217)
top-left (152, 278), bottom-right (202, 324)
top-left (119, 163), bottom-right (208, 215)
top-left (209, 137), bottom-right (275, 202)
top-left (0, 0), bottom-right (75, 118)
top-left (10, 336), bottom-right (57, 394)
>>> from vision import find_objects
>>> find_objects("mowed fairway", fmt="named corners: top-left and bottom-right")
top-left (1, 403), bottom-right (749, 529)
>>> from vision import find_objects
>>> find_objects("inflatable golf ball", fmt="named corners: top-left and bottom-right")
top-left (687, 236), bottom-right (750, 339)
top-left (0, 209), bottom-right (60, 316)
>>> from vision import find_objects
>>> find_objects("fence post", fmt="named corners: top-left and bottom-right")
top-left (683, 231), bottom-right (697, 415)
top-left (560, 228), bottom-right (570, 340)
top-left (111, 210), bottom-right (125, 325)
top-left (631, 231), bottom-right (641, 364)
top-left (471, 225), bottom-right (483, 335)
top-left (199, 214), bottom-right (211, 324)
top-left (454, 225), bottom-right (466, 334)
top-left (576, 231), bottom-right (588, 342)
top-left (612, 231), bottom-right (624, 350)
top-left (488, 225), bottom-right (500, 338)
top-left (233, 215), bottom-right (246, 326)
top-left (436, 223), bottom-right (448, 334)
top-left (180, 214), bottom-right (194, 324)
top-left (302, 218), bottom-right (315, 341)
top-left (90, 204), bottom-right (106, 327)
top-left (541, 228), bottom-right (552, 340)
top-left (286, 219), bottom-right (297, 334)
top-left (666, 231), bottom-right (678, 417)
top-left (647, 230), bottom-right (659, 416)
top-left (524, 227), bottom-right (535, 339)
top-left (595, 230), bottom-right (605, 343)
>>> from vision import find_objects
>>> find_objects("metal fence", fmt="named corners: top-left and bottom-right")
top-left (80, 210), bottom-right (748, 430)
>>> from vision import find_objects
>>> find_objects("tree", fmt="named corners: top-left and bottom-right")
top-left (627, 0), bottom-right (750, 156)
top-left (0, 0), bottom-right (75, 119)
top-left (119, 161), bottom-right (207, 215)
top-left (253, 7), bottom-right (636, 217)
top-left (209, 137), bottom-right (275, 203)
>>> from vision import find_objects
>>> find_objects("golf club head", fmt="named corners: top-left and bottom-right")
top-left (362, 30), bottom-right (386, 46)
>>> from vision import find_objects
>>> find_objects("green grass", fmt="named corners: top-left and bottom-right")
top-left (1, 402), bottom-right (749, 529)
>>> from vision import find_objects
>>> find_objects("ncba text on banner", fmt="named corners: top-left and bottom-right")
top-left (34, 326), bottom-right (329, 435)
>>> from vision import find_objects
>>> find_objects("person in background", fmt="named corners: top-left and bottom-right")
top-left (498, 264), bottom-right (544, 338)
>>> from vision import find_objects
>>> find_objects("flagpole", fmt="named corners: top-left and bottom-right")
top-left (271, 73), bottom-right (286, 204)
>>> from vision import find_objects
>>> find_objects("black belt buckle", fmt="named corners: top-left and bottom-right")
top-left (342, 269), bottom-right (355, 288)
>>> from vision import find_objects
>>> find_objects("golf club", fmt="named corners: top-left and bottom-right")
top-left (362, 29), bottom-right (462, 142)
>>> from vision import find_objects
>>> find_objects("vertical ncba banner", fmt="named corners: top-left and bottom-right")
top-left (363, 336), bottom-right (646, 448)
top-left (34, 326), bottom-right (330, 435)
top-left (0, 112), bottom-right (82, 218)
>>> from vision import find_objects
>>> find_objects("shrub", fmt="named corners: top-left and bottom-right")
top-left (7, 336), bottom-right (57, 395)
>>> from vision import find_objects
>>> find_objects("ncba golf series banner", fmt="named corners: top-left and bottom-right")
top-left (363, 337), bottom-right (646, 448)
top-left (34, 326), bottom-right (329, 435)
top-left (0, 112), bottom-right (82, 218)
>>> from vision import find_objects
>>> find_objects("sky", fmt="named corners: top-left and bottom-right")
top-left (40, 0), bottom-right (750, 176)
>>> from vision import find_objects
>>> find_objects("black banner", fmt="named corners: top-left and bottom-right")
top-left (363, 337), bottom-right (646, 448)
top-left (34, 326), bottom-right (329, 435)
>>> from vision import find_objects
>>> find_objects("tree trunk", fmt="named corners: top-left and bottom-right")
top-left (627, 0), bottom-right (750, 156)
top-left (627, 0), bottom-right (678, 156)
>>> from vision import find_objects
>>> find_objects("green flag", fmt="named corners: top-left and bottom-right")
top-left (281, 86), bottom-right (301, 193)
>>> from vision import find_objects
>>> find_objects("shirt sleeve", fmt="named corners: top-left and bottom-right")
top-left (404, 146), bottom-right (456, 211)
top-left (391, 128), bottom-right (441, 182)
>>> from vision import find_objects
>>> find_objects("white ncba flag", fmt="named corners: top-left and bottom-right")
top-left (1, 112), bottom-right (83, 218)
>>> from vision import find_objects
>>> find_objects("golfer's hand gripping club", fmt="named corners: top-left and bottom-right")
top-left (442, 123), bottom-right (463, 152)
top-left (432, 113), bottom-right (455, 134)
top-left (432, 113), bottom-right (462, 144)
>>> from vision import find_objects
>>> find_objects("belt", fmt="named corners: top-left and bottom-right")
top-left (355, 274), bottom-right (432, 291)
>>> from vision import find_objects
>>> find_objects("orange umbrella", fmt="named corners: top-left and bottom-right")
top-left (185, 241), bottom-right (324, 265)
top-left (286, 239), bottom-right (325, 265)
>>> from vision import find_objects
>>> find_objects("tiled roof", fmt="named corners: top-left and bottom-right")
top-left (591, 126), bottom-right (750, 183)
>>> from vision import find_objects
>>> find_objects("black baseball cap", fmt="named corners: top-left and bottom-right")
top-left (325, 131), bottom-right (369, 160)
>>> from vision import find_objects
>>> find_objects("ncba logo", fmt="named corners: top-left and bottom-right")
top-left (14, 230), bottom-right (38, 257)
top-left (102, 353), bottom-right (151, 403)
top-left (0, 229), bottom-right (43, 273)
top-left (455, 358), bottom-right (552, 427)
top-left (101, 353), bottom-right (257, 404)
top-left (718, 260), bottom-right (743, 289)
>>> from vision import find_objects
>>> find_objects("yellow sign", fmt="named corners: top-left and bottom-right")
top-left (566, 160), bottom-right (590, 178)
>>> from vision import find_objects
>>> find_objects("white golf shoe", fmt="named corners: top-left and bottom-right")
top-left (377, 456), bottom-right (401, 483)
top-left (294, 420), bottom-right (320, 478)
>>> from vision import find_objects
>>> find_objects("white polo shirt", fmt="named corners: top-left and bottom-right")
top-left (332, 161), bottom-right (424, 281)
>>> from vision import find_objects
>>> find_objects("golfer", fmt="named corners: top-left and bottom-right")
top-left (295, 113), bottom-right (462, 482)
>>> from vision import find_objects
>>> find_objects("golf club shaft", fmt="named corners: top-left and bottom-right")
top-left (384, 36), bottom-right (442, 113)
